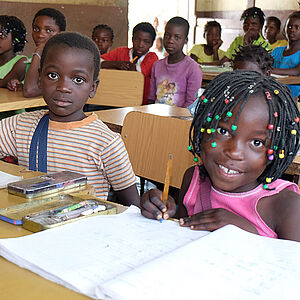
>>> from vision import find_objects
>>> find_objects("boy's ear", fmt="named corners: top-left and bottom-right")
top-left (89, 79), bottom-right (100, 98)
top-left (185, 36), bottom-right (188, 44)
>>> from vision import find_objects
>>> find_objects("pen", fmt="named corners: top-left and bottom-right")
top-left (131, 56), bottom-right (138, 63)
top-left (56, 201), bottom-right (86, 214)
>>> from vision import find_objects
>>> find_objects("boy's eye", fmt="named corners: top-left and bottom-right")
top-left (73, 77), bottom-right (84, 84)
top-left (216, 127), bottom-right (229, 136)
top-left (47, 72), bottom-right (59, 80)
top-left (46, 28), bottom-right (54, 33)
top-left (33, 27), bottom-right (39, 32)
top-left (251, 139), bottom-right (264, 148)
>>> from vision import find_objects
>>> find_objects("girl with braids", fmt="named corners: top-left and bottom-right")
top-left (141, 70), bottom-right (300, 242)
top-left (0, 15), bottom-right (26, 88)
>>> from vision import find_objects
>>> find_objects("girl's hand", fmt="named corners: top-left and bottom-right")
top-left (141, 188), bottom-right (176, 220)
top-left (179, 208), bottom-right (258, 234)
top-left (212, 39), bottom-right (223, 53)
top-left (7, 79), bottom-right (23, 91)
top-left (243, 29), bottom-right (259, 46)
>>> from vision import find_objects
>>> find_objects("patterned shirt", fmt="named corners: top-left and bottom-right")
top-left (0, 111), bottom-right (136, 199)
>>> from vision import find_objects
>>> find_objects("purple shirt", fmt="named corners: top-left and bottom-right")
top-left (148, 55), bottom-right (202, 107)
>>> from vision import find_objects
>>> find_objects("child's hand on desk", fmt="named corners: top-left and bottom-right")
top-left (141, 188), bottom-right (176, 220)
top-left (180, 208), bottom-right (258, 234)
top-left (7, 79), bottom-right (23, 91)
top-left (118, 61), bottom-right (136, 71)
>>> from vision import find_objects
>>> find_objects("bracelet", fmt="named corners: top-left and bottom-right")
top-left (32, 52), bottom-right (41, 60)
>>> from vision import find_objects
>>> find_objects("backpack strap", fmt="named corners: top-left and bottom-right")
top-left (29, 114), bottom-right (50, 172)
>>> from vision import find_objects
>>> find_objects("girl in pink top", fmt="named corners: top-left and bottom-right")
top-left (141, 70), bottom-right (300, 242)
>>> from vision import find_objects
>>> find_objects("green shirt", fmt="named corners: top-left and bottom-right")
top-left (188, 44), bottom-right (225, 63)
top-left (0, 55), bottom-right (26, 79)
top-left (225, 34), bottom-right (271, 60)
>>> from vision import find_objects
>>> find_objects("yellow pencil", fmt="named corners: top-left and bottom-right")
top-left (131, 56), bottom-right (138, 63)
top-left (162, 154), bottom-right (173, 204)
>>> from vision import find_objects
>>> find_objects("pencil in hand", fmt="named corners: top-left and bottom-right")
top-left (162, 154), bottom-right (173, 205)
top-left (131, 56), bottom-right (138, 63)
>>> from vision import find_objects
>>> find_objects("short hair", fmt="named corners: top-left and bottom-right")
top-left (241, 6), bottom-right (265, 27)
top-left (92, 24), bottom-right (114, 41)
top-left (166, 16), bottom-right (190, 37)
top-left (41, 32), bottom-right (100, 81)
top-left (232, 44), bottom-right (273, 75)
top-left (0, 15), bottom-right (26, 53)
top-left (266, 16), bottom-right (281, 31)
top-left (203, 20), bottom-right (222, 38)
top-left (288, 10), bottom-right (300, 20)
top-left (190, 70), bottom-right (300, 188)
top-left (132, 22), bottom-right (156, 43)
top-left (33, 8), bottom-right (66, 31)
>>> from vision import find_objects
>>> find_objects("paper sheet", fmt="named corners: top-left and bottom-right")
top-left (0, 170), bottom-right (22, 188)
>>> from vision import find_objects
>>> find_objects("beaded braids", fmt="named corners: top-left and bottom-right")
top-left (189, 70), bottom-right (300, 189)
top-left (0, 15), bottom-right (26, 53)
top-left (240, 6), bottom-right (265, 27)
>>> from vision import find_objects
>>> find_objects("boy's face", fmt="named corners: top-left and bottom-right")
top-left (92, 29), bottom-right (113, 55)
top-left (264, 20), bottom-right (279, 41)
top-left (163, 23), bottom-right (187, 55)
top-left (32, 16), bottom-right (60, 47)
top-left (39, 44), bottom-right (98, 122)
top-left (132, 30), bottom-right (153, 57)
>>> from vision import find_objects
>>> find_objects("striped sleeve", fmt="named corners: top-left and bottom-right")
top-left (0, 115), bottom-right (18, 158)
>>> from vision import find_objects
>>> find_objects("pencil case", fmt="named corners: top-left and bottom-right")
top-left (7, 171), bottom-right (87, 199)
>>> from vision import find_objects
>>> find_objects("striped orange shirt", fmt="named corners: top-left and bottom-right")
top-left (0, 110), bottom-right (136, 199)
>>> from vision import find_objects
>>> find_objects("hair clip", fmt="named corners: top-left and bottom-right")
top-left (224, 99), bottom-right (229, 104)
top-left (187, 145), bottom-right (192, 151)
top-left (211, 142), bottom-right (217, 148)
top-left (267, 124), bottom-right (274, 130)
top-left (274, 112), bottom-right (278, 118)
top-left (274, 90), bottom-right (279, 95)
top-left (265, 91), bottom-right (272, 100)
top-left (279, 150), bottom-right (284, 159)
top-left (227, 111), bottom-right (232, 117)
top-left (193, 157), bottom-right (199, 162)
top-left (211, 128), bottom-right (216, 133)
top-left (295, 117), bottom-right (299, 123)
top-left (263, 184), bottom-right (268, 190)
top-left (268, 155), bottom-right (274, 161)
top-left (267, 149), bottom-right (273, 154)
top-left (201, 128), bottom-right (205, 132)
top-left (211, 97), bottom-right (215, 102)
top-left (231, 125), bottom-right (237, 131)
top-left (215, 115), bottom-right (220, 120)
top-left (291, 130), bottom-right (297, 135)
top-left (206, 116), bottom-right (212, 122)
top-left (207, 129), bottom-right (212, 134)
top-left (266, 177), bottom-right (272, 183)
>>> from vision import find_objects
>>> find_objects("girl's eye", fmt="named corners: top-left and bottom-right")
top-left (33, 27), bottom-right (39, 32)
top-left (216, 127), bottom-right (229, 136)
top-left (47, 72), bottom-right (58, 80)
top-left (73, 77), bottom-right (84, 84)
top-left (46, 28), bottom-right (54, 33)
top-left (251, 140), bottom-right (263, 148)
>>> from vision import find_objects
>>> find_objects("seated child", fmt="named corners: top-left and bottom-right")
top-left (272, 11), bottom-right (300, 98)
top-left (92, 24), bottom-right (113, 55)
top-left (264, 16), bottom-right (288, 50)
top-left (189, 20), bottom-right (225, 63)
top-left (0, 15), bottom-right (26, 88)
top-left (101, 22), bottom-right (158, 105)
top-left (148, 16), bottom-right (202, 108)
top-left (0, 32), bottom-right (140, 207)
top-left (232, 44), bottom-right (273, 76)
top-left (212, 7), bottom-right (271, 66)
top-left (7, 8), bottom-right (66, 97)
top-left (153, 36), bottom-right (167, 59)
top-left (141, 70), bottom-right (300, 242)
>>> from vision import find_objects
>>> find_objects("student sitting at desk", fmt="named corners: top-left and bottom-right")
top-left (92, 24), bottom-right (114, 55)
top-left (7, 8), bottom-right (66, 97)
top-left (209, 7), bottom-right (271, 66)
top-left (189, 20), bottom-right (225, 63)
top-left (141, 70), bottom-right (300, 242)
top-left (148, 17), bottom-right (202, 108)
top-left (0, 32), bottom-right (140, 207)
top-left (101, 22), bottom-right (158, 105)
top-left (272, 11), bottom-right (300, 98)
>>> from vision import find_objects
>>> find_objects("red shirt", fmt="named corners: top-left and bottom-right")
top-left (101, 47), bottom-right (158, 105)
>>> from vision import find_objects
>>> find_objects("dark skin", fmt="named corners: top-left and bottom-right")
top-left (39, 43), bottom-right (140, 207)
top-left (141, 94), bottom-right (300, 242)
top-left (264, 19), bottom-right (280, 45)
top-left (101, 30), bottom-right (153, 71)
top-left (272, 17), bottom-right (300, 76)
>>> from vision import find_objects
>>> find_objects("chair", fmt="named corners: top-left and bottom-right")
top-left (121, 111), bottom-right (196, 189)
top-left (87, 69), bottom-right (144, 107)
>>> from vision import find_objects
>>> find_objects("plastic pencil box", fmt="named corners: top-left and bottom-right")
top-left (7, 171), bottom-right (87, 199)
top-left (0, 194), bottom-right (117, 232)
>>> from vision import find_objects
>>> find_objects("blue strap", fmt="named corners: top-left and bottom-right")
top-left (29, 114), bottom-right (49, 172)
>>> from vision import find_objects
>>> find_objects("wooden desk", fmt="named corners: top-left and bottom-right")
top-left (95, 104), bottom-right (192, 133)
top-left (0, 88), bottom-right (45, 112)
top-left (0, 161), bottom-right (124, 299)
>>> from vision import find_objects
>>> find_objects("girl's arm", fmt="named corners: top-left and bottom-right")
top-left (0, 57), bottom-right (27, 88)
top-left (272, 63), bottom-right (300, 76)
top-left (212, 39), bottom-right (223, 61)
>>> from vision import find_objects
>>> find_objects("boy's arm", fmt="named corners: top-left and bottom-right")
top-left (115, 184), bottom-right (140, 207)
top-left (147, 64), bottom-right (157, 104)
top-left (185, 62), bottom-right (203, 107)
top-left (0, 57), bottom-right (27, 88)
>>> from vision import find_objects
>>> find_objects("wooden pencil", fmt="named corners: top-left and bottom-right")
top-left (162, 154), bottom-right (173, 204)
top-left (131, 56), bottom-right (138, 63)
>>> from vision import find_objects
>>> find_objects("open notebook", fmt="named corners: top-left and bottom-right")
top-left (0, 206), bottom-right (299, 300)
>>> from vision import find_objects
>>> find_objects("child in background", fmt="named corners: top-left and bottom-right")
top-left (264, 16), bottom-right (288, 50)
top-left (153, 36), bottom-right (167, 59)
top-left (148, 17), bottom-right (202, 108)
top-left (272, 11), bottom-right (300, 98)
top-left (232, 44), bottom-right (273, 76)
top-left (141, 70), bottom-right (300, 242)
top-left (0, 15), bottom-right (26, 88)
top-left (0, 32), bottom-right (140, 207)
top-left (101, 22), bottom-right (158, 105)
top-left (7, 8), bottom-right (66, 97)
top-left (189, 20), bottom-right (225, 63)
top-left (92, 24), bottom-right (113, 55)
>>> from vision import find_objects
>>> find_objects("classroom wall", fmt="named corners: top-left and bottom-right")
top-left (1, 0), bottom-right (128, 56)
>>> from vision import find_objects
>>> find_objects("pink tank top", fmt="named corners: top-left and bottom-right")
top-left (183, 166), bottom-right (299, 238)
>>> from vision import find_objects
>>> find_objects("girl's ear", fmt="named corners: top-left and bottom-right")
top-left (89, 79), bottom-right (99, 98)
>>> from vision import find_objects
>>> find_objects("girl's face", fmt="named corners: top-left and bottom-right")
top-left (286, 17), bottom-right (300, 43)
top-left (243, 16), bottom-right (261, 34)
top-left (200, 93), bottom-right (270, 193)
top-left (0, 26), bottom-right (13, 55)
top-left (205, 26), bottom-right (221, 47)
top-left (32, 15), bottom-right (60, 47)
top-left (163, 23), bottom-right (187, 55)
top-left (92, 29), bottom-right (113, 55)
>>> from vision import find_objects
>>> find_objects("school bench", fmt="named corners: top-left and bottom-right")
top-left (87, 69), bottom-right (144, 107)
